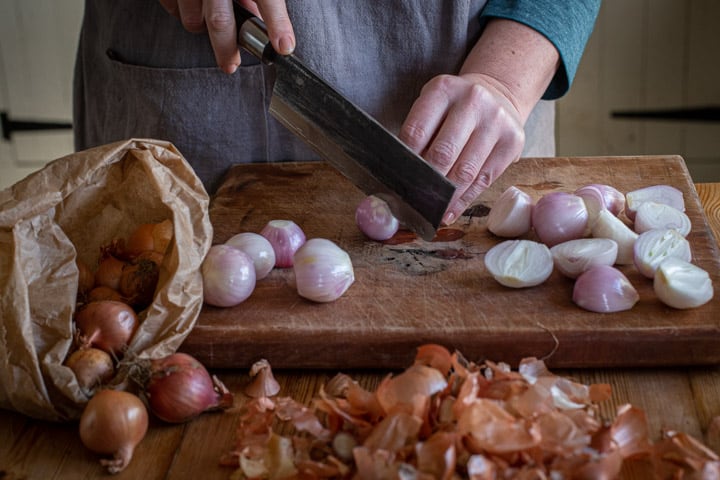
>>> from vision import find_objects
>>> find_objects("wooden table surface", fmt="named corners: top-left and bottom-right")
top-left (1, 182), bottom-right (719, 480)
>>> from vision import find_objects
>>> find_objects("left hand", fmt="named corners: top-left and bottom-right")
top-left (399, 72), bottom-right (526, 226)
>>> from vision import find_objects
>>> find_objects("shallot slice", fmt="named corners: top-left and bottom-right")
top-left (573, 265), bottom-right (639, 313)
top-left (550, 238), bottom-right (618, 279)
top-left (484, 240), bottom-right (554, 288)
top-left (633, 202), bottom-right (692, 236)
top-left (486, 186), bottom-right (533, 238)
top-left (625, 184), bottom-right (684, 221)
top-left (654, 257), bottom-right (714, 309)
top-left (531, 192), bottom-right (588, 247)
top-left (633, 229), bottom-right (692, 279)
top-left (590, 209), bottom-right (638, 265)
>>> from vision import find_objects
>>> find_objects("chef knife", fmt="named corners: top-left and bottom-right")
top-left (233, 3), bottom-right (456, 240)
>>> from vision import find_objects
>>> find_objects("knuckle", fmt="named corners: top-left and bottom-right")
top-left (427, 140), bottom-right (459, 170)
top-left (206, 11), bottom-right (234, 32)
top-left (399, 123), bottom-right (428, 148)
top-left (452, 163), bottom-right (477, 186)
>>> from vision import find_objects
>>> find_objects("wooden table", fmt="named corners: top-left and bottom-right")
top-left (1, 183), bottom-right (719, 480)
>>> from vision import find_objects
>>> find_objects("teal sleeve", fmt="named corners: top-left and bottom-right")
top-left (479, 0), bottom-right (601, 99)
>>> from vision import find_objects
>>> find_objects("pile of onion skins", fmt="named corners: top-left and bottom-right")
top-left (69, 221), bottom-right (234, 474)
top-left (222, 344), bottom-right (720, 479)
top-left (484, 183), bottom-right (714, 312)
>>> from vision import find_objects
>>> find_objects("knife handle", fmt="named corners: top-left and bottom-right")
top-left (232, 1), bottom-right (273, 64)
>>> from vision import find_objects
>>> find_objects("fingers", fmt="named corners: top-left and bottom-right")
top-left (204, 0), bottom-right (241, 73)
top-left (177, 0), bottom-right (205, 32)
top-left (254, 0), bottom-right (296, 54)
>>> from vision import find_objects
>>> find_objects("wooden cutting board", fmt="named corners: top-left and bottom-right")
top-left (180, 156), bottom-right (720, 369)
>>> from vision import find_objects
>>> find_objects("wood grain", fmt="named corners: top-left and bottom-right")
top-left (181, 156), bottom-right (720, 369)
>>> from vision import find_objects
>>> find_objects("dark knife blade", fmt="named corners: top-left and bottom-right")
top-left (233, 4), bottom-right (456, 240)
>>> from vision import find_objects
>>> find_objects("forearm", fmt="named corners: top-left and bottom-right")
top-left (459, 18), bottom-right (560, 123)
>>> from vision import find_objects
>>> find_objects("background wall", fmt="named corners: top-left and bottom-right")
top-left (1, 0), bottom-right (719, 190)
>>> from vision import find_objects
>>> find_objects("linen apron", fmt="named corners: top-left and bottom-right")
top-left (74, 0), bottom-right (555, 194)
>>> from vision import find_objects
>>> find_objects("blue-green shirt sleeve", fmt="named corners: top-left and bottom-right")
top-left (479, 0), bottom-right (601, 100)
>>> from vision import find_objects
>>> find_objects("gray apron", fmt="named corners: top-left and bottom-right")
top-left (74, 0), bottom-right (555, 194)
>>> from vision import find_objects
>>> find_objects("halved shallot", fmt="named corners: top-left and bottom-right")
top-left (575, 184), bottom-right (625, 229)
top-left (654, 257), bottom-right (714, 309)
top-left (633, 229), bottom-right (692, 279)
top-left (550, 238), bottom-right (618, 279)
top-left (484, 240), bottom-right (554, 288)
top-left (486, 186), bottom-right (533, 238)
top-left (633, 202), bottom-right (692, 236)
top-left (590, 209), bottom-right (638, 265)
top-left (625, 185), bottom-right (684, 221)
top-left (573, 265), bottom-right (639, 313)
top-left (531, 192), bottom-right (588, 247)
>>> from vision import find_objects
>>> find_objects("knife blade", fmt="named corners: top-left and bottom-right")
top-left (233, 3), bottom-right (456, 240)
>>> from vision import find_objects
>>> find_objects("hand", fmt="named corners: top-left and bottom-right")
top-left (158, 0), bottom-right (296, 74)
top-left (399, 73), bottom-right (526, 225)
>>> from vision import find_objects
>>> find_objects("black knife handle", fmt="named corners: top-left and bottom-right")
top-left (232, 1), bottom-right (274, 64)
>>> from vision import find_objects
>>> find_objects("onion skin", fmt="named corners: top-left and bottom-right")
top-left (77, 259), bottom-right (95, 299)
top-left (75, 301), bottom-right (139, 356)
top-left (355, 195), bottom-right (400, 241)
top-left (65, 347), bottom-right (115, 395)
top-left (79, 389), bottom-right (148, 474)
top-left (119, 258), bottom-right (160, 310)
top-left (94, 254), bottom-right (128, 291)
top-left (124, 220), bottom-right (173, 260)
top-left (145, 353), bottom-right (234, 423)
top-left (573, 265), bottom-right (639, 313)
top-left (201, 244), bottom-right (256, 307)
top-left (531, 192), bottom-right (588, 247)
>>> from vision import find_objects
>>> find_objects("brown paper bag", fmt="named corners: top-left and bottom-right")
top-left (0, 139), bottom-right (212, 421)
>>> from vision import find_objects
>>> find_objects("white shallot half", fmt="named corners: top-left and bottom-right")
top-left (654, 257), bottom-right (714, 309)
top-left (625, 184), bottom-right (684, 221)
top-left (550, 238), bottom-right (618, 279)
top-left (531, 192), bottom-right (588, 247)
top-left (484, 239), bottom-right (554, 288)
top-left (633, 202), bottom-right (692, 237)
top-left (573, 265), bottom-right (639, 313)
top-left (590, 209), bottom-right (638, 265)
top-left (633, 228), bottom-right (692, 279)
top-left (293, 238), bottom-right (355, 303)
top-left (486, 186), bottom-right (533, 238)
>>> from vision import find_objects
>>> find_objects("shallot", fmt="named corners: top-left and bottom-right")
top-left (261, 220), bottom-right (306, 268)
top-left (590, 209), bottom-right (638, 265)
top-left (124, 220), bottom-right (173, 260)
top-left (625, 184), bottom-right (684, 221)
top-left (201, 244), bottom-right (256, 307)
top-left (484, 239), bottom-right (554, 288)
top-left (119, 258), bottom-right (159, 310)
top-left (573, 265), bottom-right (639, 313)
top-left (531, 192), bottom-right (588, 247)
top-left (654, 257), bottom-right (714, 309)
top-left (293, 238), bottom-right (355, 302)
top-left (550, 238), bottom-right (618, 279)
top-left (75, 300), bottom-right (139, 355)
top-left (141, 353), bottom-right (234, 423)
top-left (633, 201), bottom-right (692, 236)
top-left (94, 254), bottom-right (128, 291)
top-left (355, 195), bottom-right (400, 241)
top-left (65, 347), bottom-right (115, 395)
top-left (79, 389), bottom-right (148, 474)
top-left (633, 229), bottom-right (692, 279)
top-left (486, 186), bottom-right (533, 238)
top-left (575, 183), bottom-right (625, 216)
top-left (225, 232), bottom-right (276, 279)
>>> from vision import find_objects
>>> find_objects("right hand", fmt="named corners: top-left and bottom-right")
top-left (158, 0), bottom-right (296, 74)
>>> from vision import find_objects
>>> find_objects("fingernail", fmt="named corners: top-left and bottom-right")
top-left (278, 35), bottom-right (295, 55)
top-left (442, 211), bottom-right (456, 225)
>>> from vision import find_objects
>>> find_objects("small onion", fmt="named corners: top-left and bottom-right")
top-left (124, 220), bottom-right (174, 260)
top-left (550, 238), bottom-right (618, 279)
top-left (355, 195), bottom-right (400, 241)
top-left (573, 265), bottom-right (639, 313)
top-left (79, 389), bottom-right (148, 474)
top-left (633, 202), bottom-right (692, 237)
top-left (625, 185), bottom-right (684, 221)
top-left (143, 353), bottom-right (234, 423)
top-left (293, 238), bottom-right (355, 302)
top-left (65, 347), bottom-right (115, 395)
top-left (225, 232), bottom-right (276, 279)
top-left (94, 254), bottom-right (128, 291)
top-left (201, 244), bottom-right (256, 307)
top-left (633, 229), bottom-right (692, 279)
top-left (484, 239), bottom-right (553, 288)
top-left (654, 257), bottom-right (714, 309)
top-left (486, 186), bottom-right (533, 238)
top-left (260, 220), bottom-right (306, 268)
top-left (119, 258), bottom-right (160, 310)
top-left (590, 209), bottom-right (638, 265)
top-left (75, 301), bottom-right (139, 356)
top-left (531, 192), bottom-right (588, 247)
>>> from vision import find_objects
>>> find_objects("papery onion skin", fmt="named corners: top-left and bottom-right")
top-left (261, 220), bottom-right (306, 268)
top-left (550, 238), bottom-right (618, 279)
top-left (633, 229), bottom-right (691, 279)
top-left (77, 259), bottom-right (95, 299)
top-left (119, 258), bottom-right (160, 310)
top-left (293, 238), bottom-right (355, 303)
top-left (124, 220), bottom-right (173, 260)
top-left (145, 353), bottom-right (234, 423)
top-left (225, 232), bottom-right (276, 280)
top-left (654, 257), bottom-right (714, 309)
top-left (79, 389), bottom-right (148, 474)
top-left (355, 195), bottom-right (400, 241)
top-left (75, 301), bottom-right (139, 355)
top-left (65, 347), bottom-right (115, 395)
top-left (94, 254), bottom-right (128, 291)
top-left (487, 186), bottom-right (534, 238)
top-left (201, 244), bottom-right (256, 307)
top-left (633, 202), bottom-right (692, 237)
top-left (573, 265), bottom-right (639, 313)
top-left (484, 239), bottom-right (554, 288)
top-left (531, 192), bottom-right (588, 247)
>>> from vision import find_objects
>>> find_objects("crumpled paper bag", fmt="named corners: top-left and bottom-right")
top-left (0, 139), bottom-right (213, 421)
